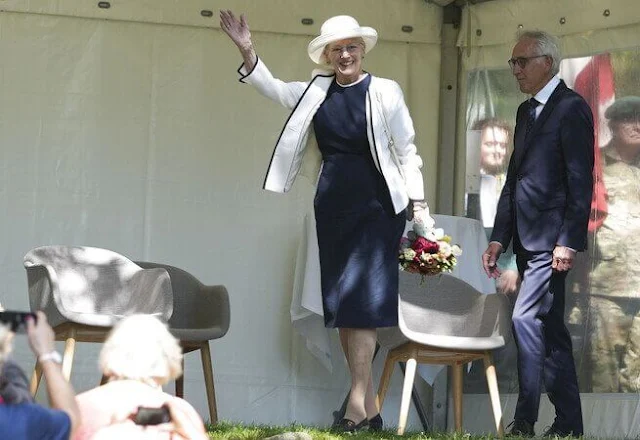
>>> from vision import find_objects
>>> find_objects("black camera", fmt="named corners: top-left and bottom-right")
top-left (0, 311), bottom-right (37, 333)
top-left (132, 405), bottom-right (172, 426)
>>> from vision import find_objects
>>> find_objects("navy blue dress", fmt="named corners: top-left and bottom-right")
top-left (313, 74), bottom-right (406, 328)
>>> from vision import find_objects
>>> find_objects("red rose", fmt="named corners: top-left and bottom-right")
top-left (412, 236), bottom-right (429, 253)
top-left (424, 240), bottom-right (439, 254)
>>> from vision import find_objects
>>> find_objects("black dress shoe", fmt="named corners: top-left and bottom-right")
top-left (541, 424), bottom-right (581, 438)
top-left (332, 418), bottom-right (369, 433)
top-left (507, 419), bottom-right (535, 437)
top-left (368, 414), bottom-right (383, 432)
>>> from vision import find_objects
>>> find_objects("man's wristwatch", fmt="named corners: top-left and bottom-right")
top-left (38, 351), bottom-right (62, 364)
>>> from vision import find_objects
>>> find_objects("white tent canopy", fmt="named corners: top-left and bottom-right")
top-left (1, 0), bottom-right (640, 437)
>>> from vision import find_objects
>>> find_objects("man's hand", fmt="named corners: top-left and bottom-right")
top-left (482, 242), bottom-right (503, 279)
top-left (496, 269), bottom-right (520, 295)
top-left (26, 311), bottom-right (55, 357)
top-left (552, 245), bottom-right (575, 272)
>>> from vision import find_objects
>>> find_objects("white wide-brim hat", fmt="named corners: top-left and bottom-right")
top-left (307, 15), bottom-right (378, 65)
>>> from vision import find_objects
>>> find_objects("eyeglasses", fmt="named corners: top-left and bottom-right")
top-left (507, 54), bottom-right (548, 69)
top-left (329, 44), bottom-right (362, 56)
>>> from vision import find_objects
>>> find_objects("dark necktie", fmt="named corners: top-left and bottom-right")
top-left (525, 98), bottom-right (540, 137)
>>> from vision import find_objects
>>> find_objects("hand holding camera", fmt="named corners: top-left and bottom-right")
top-left (0, 311), bottom-right (37, 334)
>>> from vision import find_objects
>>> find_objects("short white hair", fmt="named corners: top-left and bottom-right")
top-left (517, 30), bottom-right (562, 75)
top-left (99, 315), bottom-right (182, 386)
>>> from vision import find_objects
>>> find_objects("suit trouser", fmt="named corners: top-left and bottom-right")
top-left (513, 250), bottom-right (583, 434)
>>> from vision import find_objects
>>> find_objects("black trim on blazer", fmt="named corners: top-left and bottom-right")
top-left (261, 72), bottom-right (335, 190)
top-left (237, 57), bottom-right (260, 83)
top-left (366, 91), bottom-right (386, 180)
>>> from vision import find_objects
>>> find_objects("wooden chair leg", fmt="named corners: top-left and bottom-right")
top-left (176, 357), bottom-right (185, 398)
top-left (30, 361), bottom-right (43, 396)
top-left (376, 351), bottom-right (396, 410)
top-left (62, 328), bottom-right (77, 381)
top-left (200, 341), bottom-right (218, 425)
top-left (452, 362), bottom-right (463, 433)
top-left (484, 351), bottom-right (504, 438)
top-left (397, 349), bottom-right (418, 435)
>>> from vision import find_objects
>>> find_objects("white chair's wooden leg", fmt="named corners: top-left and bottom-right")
top-left (376, 352), bottom-right (396, 410)
top-left (62, 328), bottom-right (77, 381)
top-left (452, 363), bottom-right (463, 433)
top-left (397, 351), bottom-right (418, 435)
top-left (484, 352), bottom-right (504, 438)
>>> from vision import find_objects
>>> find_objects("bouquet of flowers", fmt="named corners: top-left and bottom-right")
top-left (398, 208), bottom-right (462, 280)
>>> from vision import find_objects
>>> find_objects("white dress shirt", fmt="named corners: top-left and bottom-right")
top-left (532, 75), bottom-right (561, 119)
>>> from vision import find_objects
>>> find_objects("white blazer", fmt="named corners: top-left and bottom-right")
top-left (238, 58), bottom-right (425, 214)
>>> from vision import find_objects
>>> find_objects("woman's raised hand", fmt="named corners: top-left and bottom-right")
top-left (219, 10), bottom-right (252, 50)
top-left (219, 9), bottom-right (257, 70)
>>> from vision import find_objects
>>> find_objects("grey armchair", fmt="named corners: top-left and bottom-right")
top-left (23, 246), bottom-right (173, 393)
top-left (376, 273), bottom-right (511, 436)
top-left (135, 261), bottom-right (230, 424)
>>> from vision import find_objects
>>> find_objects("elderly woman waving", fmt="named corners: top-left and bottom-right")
top-left (220, 10), bottom-right (430, 433)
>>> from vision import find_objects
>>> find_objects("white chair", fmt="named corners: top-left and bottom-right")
top-left (24, 245), bottom-right (173, 393)
top-left (376, 273), bottom-right (511, 436)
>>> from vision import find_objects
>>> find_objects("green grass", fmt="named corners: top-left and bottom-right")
top-left (205, 422), bottom-right (569, 439)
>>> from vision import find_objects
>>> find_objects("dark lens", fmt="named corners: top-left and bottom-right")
top-left (133, 406), bottom-right (171, 426)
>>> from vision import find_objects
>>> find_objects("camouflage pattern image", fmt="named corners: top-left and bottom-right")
top-left (587, 96), bottom-right (640, 393)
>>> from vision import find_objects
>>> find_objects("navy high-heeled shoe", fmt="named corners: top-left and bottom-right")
top-left (369, 414), bottom-right (383, 431)
top-left (332, 417), bottom-right (369, 433)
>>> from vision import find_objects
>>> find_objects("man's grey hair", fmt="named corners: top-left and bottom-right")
top-left (99, 314), bottom-right (182, 387)
top-left (518, 30), bottom-right (562, 75)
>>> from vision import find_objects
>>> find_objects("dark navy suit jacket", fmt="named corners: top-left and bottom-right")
top-left (490, 80), bottom-right (595, 253)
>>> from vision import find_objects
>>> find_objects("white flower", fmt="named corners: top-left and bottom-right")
top-left (402, 248), bottom-right (417, 261)
top-left (451, 245), bottom-right (462, 257)
top-left (420, 252), bottom-right (434, 263)
top-left (438, 242), bottom-right (452, 258)
top-left (425, 228), bottom-right (445, 242)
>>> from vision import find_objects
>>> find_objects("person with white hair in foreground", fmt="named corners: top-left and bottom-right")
top-left (73, 314), bottom-right (207, 440)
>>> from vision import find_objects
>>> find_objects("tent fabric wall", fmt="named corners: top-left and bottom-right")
top-left (457, 0), bottom-right (640, 70)
top-left (0, 0), bottom-right (442, 429)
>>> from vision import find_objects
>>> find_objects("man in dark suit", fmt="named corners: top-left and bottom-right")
top-left (482, 30), bottom-right (594, 437)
